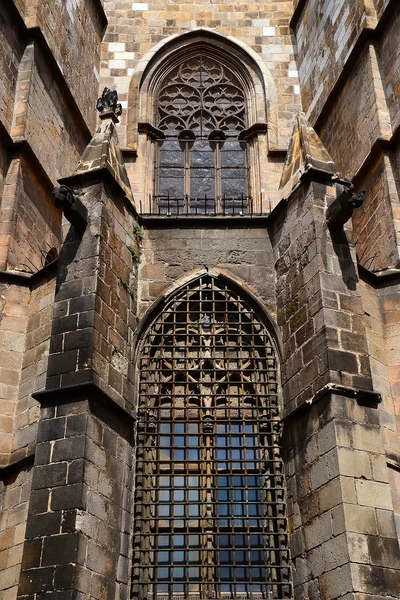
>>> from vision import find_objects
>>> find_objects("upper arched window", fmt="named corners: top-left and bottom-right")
top-left (130, 34), bottom-right (274, 215)
top-left (154, 55), bottom-right (248, 214)
top-left (133, 274), bottom-right (292, 600)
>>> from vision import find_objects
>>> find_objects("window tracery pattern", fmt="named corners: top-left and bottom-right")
top-left (154, 56), bottom-right (249, 214)
top-left (133, 275), bottom-right (292, 600)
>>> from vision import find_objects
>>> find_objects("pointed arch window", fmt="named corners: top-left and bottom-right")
top-left (154, 55), bottom-right (249, 214)
top-left (133, 275), bottom-right (292, 600)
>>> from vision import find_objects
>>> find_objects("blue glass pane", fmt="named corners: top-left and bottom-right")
top-left (189, 566), bottom-right (200, 579)
top-left (175, 436), bottom-right (185, 446)
top-left (233, 487), bottom-right (244, 499)
top-left (160, 423), bottom-right (171, 433)
top-left (188, 423), bottom-right (199, 434)
top-left (189, 535), bottom-right (200, 546)
top-left (251, 551), bottom-right (262, 563)
top-left (174, 535), bottom-right (185, 546)
top-left (249, 504), bottom-right (261, 516)
top-left (174, 489), bottom-right (184, 502)
top-left (188, 550), bottom-right (200, 562)
top-left (220, 551), bottom-right (230, 562)
top-left (248, 489), bottom-right (258, 501)
top-left (173, 550), bottom-right (185, 563)
top-left (160, 435), bottom-right (170, 447)
top-left (160, 476), bottom-right (170, 487)
top-left (159, 490), bottom-right (171, 502)
top-left (234, 535), bottom-right (246, 547)
top-left (157, 567), bottom-right (169, 579)
top-left (189, 449), bottom-right (199, 460)
top-left (220, 535), bottom-right (230, 547)
top-left (174, 477), bottom-right (185, 487)
top-left (173, 567), bottom-right (185, 579)
top-left (217, 489), bottom-right (228, 501)
top-left (174, 423), bottom-right (185, 433)
top-left (158, 551), bottom-right (170, 563)
top-left (188, 489), bottom-right (199, 501)
top-left (159, 536), bottom-right (169, 547)
top-left (159, 505), bottom-right (170, 516)
top-left (174, 505), bottom-right (185, 516)
top-left (174, 449), bottom-right (185, 460)
top-left (220, 567), bottom-right (232, 580)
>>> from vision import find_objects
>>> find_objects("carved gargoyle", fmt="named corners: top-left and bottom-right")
top-left (326, 184), bottom-right (365, 228)
top-left (96, 87), bottom-right (122, 117)
top-left (52, 185), bottom-right (88, 232)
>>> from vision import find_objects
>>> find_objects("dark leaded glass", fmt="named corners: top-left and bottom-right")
top-left (154, 55), bottom-right (250, 213)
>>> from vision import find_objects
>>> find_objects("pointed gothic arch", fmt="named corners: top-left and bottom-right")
top-left (127, 30), bottom-right (278, 214)
top-left (132, 271), bottom-right (292, 600)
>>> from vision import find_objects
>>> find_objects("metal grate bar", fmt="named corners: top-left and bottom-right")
top-left (133, 276), bottom-right (292, 600)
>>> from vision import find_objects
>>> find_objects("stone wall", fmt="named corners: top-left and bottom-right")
top-left (138, 222), bottom-right (276, 317)
top-left (0, 279), bottom-right (31, 465)
top-left (102, 0), bottom-right (300, 148)
top-left (19, 0), bottom-right (106, 132)
top-left (0, 464), bottom-right (33, 600)
top-left (0, 5), bottom-right (23, 134)
top-left (294, 0), bottom-right (369, 123)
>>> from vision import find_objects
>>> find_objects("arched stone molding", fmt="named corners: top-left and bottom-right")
top-left (126, 29), bottom-right (279, 212)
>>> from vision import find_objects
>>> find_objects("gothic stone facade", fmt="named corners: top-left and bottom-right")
top-left (0, 1), bottom-right (400, 600)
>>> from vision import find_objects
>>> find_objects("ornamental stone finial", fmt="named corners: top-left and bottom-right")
top-left (96, 87), bottom-right (122, 119)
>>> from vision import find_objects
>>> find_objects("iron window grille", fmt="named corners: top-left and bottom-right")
top-left (153, 55), bottom-right (250, 215)
top-left (133, 275), bottom-right (292, 600)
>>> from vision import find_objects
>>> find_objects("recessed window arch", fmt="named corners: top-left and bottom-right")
top-left (130, 33), bottom-right (273, 215)
top-left (133, 274), bottom-right (292, 600)
top-left (155, 54), bottom-right (248, 214)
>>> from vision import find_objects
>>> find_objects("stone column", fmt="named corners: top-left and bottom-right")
top-left (269, 172), bottom-right (400, 599)
top-left (17, 94), bottom-right (141, 600)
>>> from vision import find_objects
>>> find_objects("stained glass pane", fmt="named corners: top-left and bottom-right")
top-left (155, 56), bottom-right (248, 209)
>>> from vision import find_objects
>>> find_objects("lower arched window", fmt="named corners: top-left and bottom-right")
top-left (133, 275), bottom-right (292, 599)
